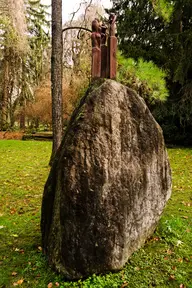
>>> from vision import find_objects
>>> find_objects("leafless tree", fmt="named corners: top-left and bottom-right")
top-left (62, 1), bottom-right (105, 84)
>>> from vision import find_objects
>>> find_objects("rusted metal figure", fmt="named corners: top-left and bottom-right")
top-left (91, 19), bottom-right (101, 79)
top-left (108, 13), bottom-right (117, 79)
top-left (91, 14), bottom-right (117, 80)
top-left (109, 13), bottom-right (117, 37)
top-left (100, 23), bottom-right (108, 78)
top-left (91, 18), bottom-right (101, 48)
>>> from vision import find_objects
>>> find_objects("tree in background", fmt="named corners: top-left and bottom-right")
top-left (26, 0), bottom-right (51, 84)
top-left (117, 53), bottom-right (168, 106)
top-left (0, 0), bottom-right (28, 129)
top-left (111, 0), bottom-right (192, 144)
top-left (50, 0), bottom-right (63, 164)
top-left (25, 77), bottom-right (85, 130)
top-left (0, 0), bottom-right (50, 130)
top-left (25, 1), bottom-right (105, 138)
top-left (62, 2), bottom-right (105, 94)
top-left (18, 0), bottom-right (50, 129)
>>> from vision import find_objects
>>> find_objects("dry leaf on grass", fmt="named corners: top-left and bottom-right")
top-left (121, 282), bottom-right (128, 288)
top-left (13, 279), bottom-right (24, 286)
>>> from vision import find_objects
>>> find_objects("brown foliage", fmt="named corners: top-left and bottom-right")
top-left (25, 79), bottom-right (52, 128)
top-left (0, 131), bottom-right (24, 140)
top-left (25, 73), bottom-right (89, 129)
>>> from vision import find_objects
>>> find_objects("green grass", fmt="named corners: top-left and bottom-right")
top-left (0, 141), bottom-right (192, 288)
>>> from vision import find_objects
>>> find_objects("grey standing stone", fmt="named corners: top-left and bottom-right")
top-left (41, 80), bottom-right (172, 280)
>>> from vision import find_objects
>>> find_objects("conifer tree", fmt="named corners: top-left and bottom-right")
top-left (0, 0), bottom-right (50, 129)
top-left (112, 0), bottom-right (192, 143)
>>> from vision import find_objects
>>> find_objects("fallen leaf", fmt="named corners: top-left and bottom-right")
top-left (180, 284), bottom-right (185, 288)
top-left (153, 237), bottom-right (160, 241)
top-left (182, 201), bottom-right (191, 207)
top-left (134, 267), bottom-right (140, 271)
top-left (38, 246), bottom-right (42, 251)
top-left (55, 283), bottom-right (60, 287)
top-left (121, 282), bottom-right (128, 288)
top-left (18, 208), bottom-right (24, 215)
top-left (13, 279), bottom-right (24, 286)
top-left (169, 275), bottom-right (175, 280)
top-left (10, 208), bottom-right (16, 214)
top-left (19, 249), bottom-right (24, 254)
top-left (178, 258), bottom-right (183, 263)
top-left (48, 283), bottom-right (53, 288)
top-left (167, 249), bottom-right (173, 255)
top-left (0, 225), bottom-right (4, 229)
top-left (12, 272), bottom-right (17, 276)
top-left (182, 216), bottom-right (188, 219)
top-left (172, 266), bottom-right (177, 271)
top-left (17, 279), bottom-right (24, 285)
top-left (176, 240), bottom-right (183, 246)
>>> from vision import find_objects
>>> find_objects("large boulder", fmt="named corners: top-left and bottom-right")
top-left (41, 80), bottom-right (171, 280)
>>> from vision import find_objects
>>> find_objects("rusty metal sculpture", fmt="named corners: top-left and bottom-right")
top-left (91, 18), bottom-right (101, 79)
top-left (100, 23), bottom-right (108, 78)
top-left (108, 13), bottom-right (117, 79)
top-left (91, 14), bottom-right (117, 80)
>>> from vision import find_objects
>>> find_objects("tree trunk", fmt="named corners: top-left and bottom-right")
top-left (49, 0), bottom-right (63, 165)
top-left (19, 100), bottom-right (26, 130)
top-left (0, 49), bottom-right (9, 130)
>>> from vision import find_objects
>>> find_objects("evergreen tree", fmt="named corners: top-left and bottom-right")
top-left (112, 0), bottom-right (192, 144)
top-left (0, 0), bottom-right (50, 129)
top-left (26, 0), bottom-right (51, 85)
top-left (117, 53), bottom-right (168, 105)
top-left (0, 0), bottom-right (27, 129)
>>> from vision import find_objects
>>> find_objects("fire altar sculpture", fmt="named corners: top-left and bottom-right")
top-left (91, 14), bottom-right (117, 80)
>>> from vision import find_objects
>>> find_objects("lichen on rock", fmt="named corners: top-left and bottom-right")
top-left (41, 79), bottom-right (172, 280)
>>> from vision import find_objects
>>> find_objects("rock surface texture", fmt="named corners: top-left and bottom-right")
top-left (41, 80), bottom-right (172, 280)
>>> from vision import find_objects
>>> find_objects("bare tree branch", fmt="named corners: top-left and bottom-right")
top-left (62, 26), bottom-right (92, 34)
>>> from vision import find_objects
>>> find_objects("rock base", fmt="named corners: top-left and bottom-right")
top-left (41, 80), bottom-right (172, 279)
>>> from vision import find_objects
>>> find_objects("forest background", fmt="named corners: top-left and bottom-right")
top-left (0, 0), bottom-right (192, 145)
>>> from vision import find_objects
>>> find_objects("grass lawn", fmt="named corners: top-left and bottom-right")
top-left (0, 140), bottom-right (192, 288)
